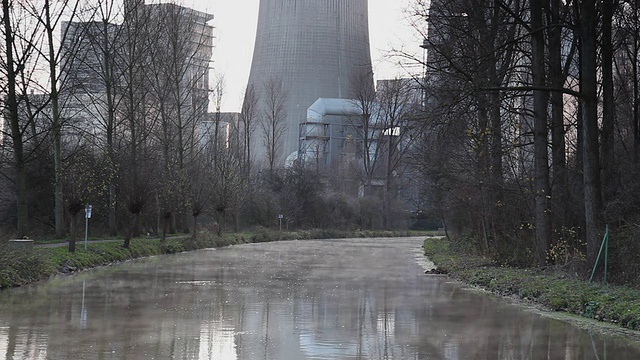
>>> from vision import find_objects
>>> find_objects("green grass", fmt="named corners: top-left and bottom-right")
top-left (32, 236), bottom-right (121, 245)
top-left (0, 233), bottom-right (252, 290)
top-left (423, 237), bottom-right (640, 331)
top-left (0, 248), bottom-right (57, 288)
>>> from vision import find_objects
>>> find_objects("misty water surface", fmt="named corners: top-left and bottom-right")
top-left (0, 237), bottom-right (639, 359)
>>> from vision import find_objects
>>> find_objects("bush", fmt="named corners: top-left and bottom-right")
top-left (160, 239), bottom-right (186, 254)
top-left (0, 247), bottom-right (56, 288)
top-left (608, 223), bottom-right (640, 287)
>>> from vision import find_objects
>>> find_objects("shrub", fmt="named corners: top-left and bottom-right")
top-left (0, 247), bottom-right (56, 289)
top-left (608, 223), bottom-right (640, 287)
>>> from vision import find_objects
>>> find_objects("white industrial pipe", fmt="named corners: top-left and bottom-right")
top-left (306, 98), bottom-right (363, 123)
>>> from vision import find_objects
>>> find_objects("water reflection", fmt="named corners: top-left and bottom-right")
top-left (0, 238), bottom-right (639, 359)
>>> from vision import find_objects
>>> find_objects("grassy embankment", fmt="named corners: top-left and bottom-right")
top-left (0, 229), bottom-right (434, 290)
top-left (423, 237), bottom-right (640, 331)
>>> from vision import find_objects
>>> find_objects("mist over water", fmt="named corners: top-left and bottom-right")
top-left (0, 238), bottom-right (639, 359)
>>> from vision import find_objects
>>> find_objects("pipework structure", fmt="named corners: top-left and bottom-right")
top-left (246, 0), bottom-right (373, 168)
top-left (297, 98), bottom-right (363, 168)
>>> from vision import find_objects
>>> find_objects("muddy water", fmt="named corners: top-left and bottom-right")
top-left (0, 237), bottom-right (639, 359)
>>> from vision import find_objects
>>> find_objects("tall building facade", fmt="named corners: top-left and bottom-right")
top-left (60, 2), bottom-right (214, 147)
top-left (246, 0), bottom-right (373, 167)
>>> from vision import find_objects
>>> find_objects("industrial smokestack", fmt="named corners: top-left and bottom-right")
top-left (246, 0), bottom-right (373, 167)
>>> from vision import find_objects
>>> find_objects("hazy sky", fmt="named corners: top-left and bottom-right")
top-left (182, 0), bottom-right (418, 112)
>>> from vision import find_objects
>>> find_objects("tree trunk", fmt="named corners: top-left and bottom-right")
top-left (632, 4), bottom-right (640, 164)
top-left (489, 89), bottom-right (503, 246)
top-left (234, 207), bottom-right (240, 233)
top-left (133, 212), bottom-right (141, 238)
top-left (601, 0), bottom-right (616, 203)
top-left (123, 213), bottom-right (139, 249)
top-left (109, 184), bottom-right (117, 236)
top-left (104, 17), bottom-right (117, 237)
top-left (580, 0), bottom-right (604, 265)
top-left (476, 97), bottom-right (492, 253)
top-left (216, 210), bottom-right (224, 236)
top-left (531, 0), bottom-right (551, 264)
top-left (634, 27), bottom-right (640, 163)
top-left (162, 212), bottom-right (170, 242)
top-left (69, 212), bottom-right (78, 253)
top-left (44, 0), bottom-right (65, 239)
top-left (3, 0), bottom-right (29, 237)
top-left (489, 91), bottom-right (503, 191)
top-left (123, 224), bottom-right (131, 249)
top-left (192, 214), bottom-right (198, 239)
top-left (548, 0), bottom-right (568, 236)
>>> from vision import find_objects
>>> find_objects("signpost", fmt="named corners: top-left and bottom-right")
top-left (84, 204), bottom-right (92, 251)
top-left (278, 214), bottom-right (283, 232)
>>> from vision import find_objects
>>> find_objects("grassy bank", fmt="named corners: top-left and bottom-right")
top-left (0, 232), bottom-right (250, 290)
top-left (423, 237), bottom-right (640, 331)
top-left (0, 229), bottom-right (432, 290)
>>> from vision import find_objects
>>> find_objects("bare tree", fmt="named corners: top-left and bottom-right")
top-left (119, 0), bottom-right (156, 246)
top-left (601, 0), bottom-right (616, 203)
top-left (62, 0), bottom-right (129, 237)
top-left (1, 0), bottom-right (45, 237)
top-left (407, 0), bottom-right (549, 259)
top-left (547, 0), bottom-right (576, 237)
top-left (375, 78), bottom-right (420, 229)
top-left (349, 70), bottom-right (379, 195)
top-left (61, 149), bottom-right (109, 252)
top-left (32, 0), bottom-right (81, 238)
top-left (210, 143), bottom-right (243, 235)
top-left (402, 0), bottom-right (633, 270)
top-left (615, 2), bottom-right (640, 163)
top-left (260, 78), bottom-right (287, 171)
top-left (578, 0), bottom-right (604, 265)
top-left (531, 0), bottom-right (551, 263)
top-left (147, 2), bottom-right (213, 234)
top-left (211, 75), bottom-right (225, 162)
top-left (240, 84), bottom-right (259, 177)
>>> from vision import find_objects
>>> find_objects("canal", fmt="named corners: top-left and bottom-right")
top-left (0, 237), bottom-right (639, 359)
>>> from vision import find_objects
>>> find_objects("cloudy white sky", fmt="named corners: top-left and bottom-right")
top-left (182, 0), bottom-right (420, 112)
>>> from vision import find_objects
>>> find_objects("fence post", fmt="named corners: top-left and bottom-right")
top-left (589, 225), bottom-right (610, 284)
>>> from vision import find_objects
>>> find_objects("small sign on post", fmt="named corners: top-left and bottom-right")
top-left (278, 214), bottom-right (283, 232)
top-left (85, 204), bottom-right (92, 250)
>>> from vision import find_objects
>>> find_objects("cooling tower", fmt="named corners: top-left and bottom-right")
top-left (246, 0), bottom-right (373, 167)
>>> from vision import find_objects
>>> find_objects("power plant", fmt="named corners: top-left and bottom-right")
top-left (246, 0), bottom-right (374, 167)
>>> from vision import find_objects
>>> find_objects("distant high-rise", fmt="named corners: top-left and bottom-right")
top-left (60, 1), bottom-right (214, 145)
top-left (247, 0), bottom-right (373, 167)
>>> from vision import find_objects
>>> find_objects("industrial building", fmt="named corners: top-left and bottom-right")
top-left (246, 0), bottom-right (374, 168)
top-left (60, 1), bottom-right (214, 147)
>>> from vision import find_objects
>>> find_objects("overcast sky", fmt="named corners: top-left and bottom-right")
top-left (181, 0), bottom-right (419, 112)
